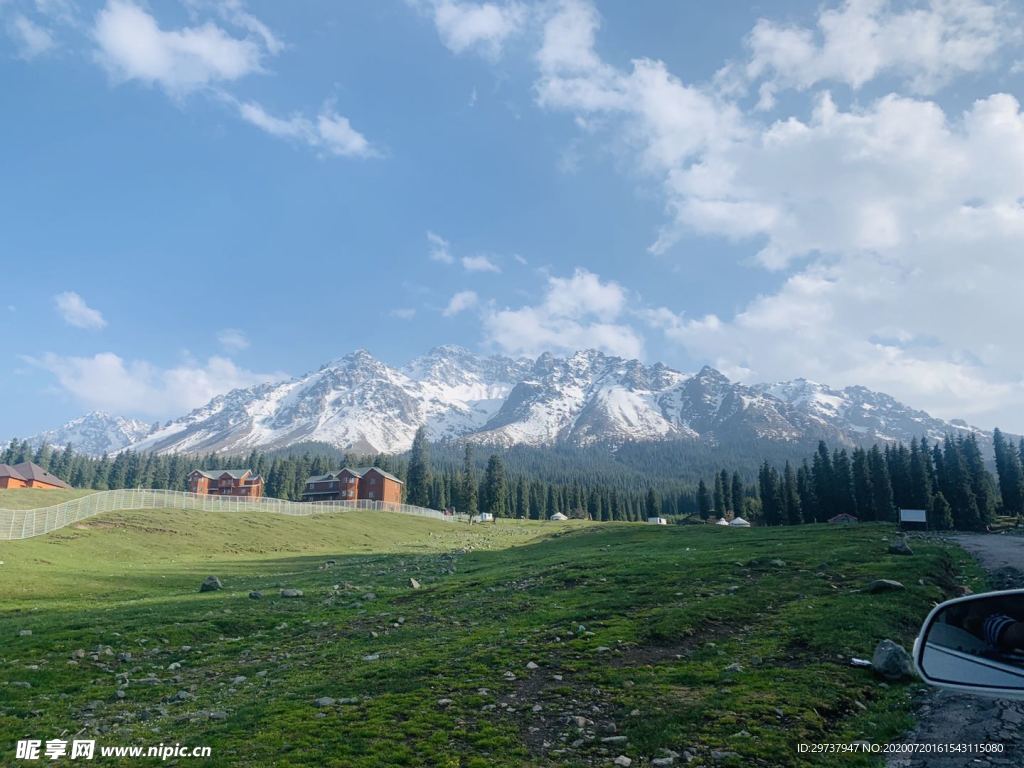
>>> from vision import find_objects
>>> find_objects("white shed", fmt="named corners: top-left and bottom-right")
top-left (478, 512), bottom-right (494, 522)
top-left (647, 517), bottom-right (668, 525)
top-left (729, 516), bottom-right (751, 528)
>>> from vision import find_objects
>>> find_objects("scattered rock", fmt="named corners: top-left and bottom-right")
top-left (362, 653), bottom-right (380, 662)
top-left (167, 662), bottom-right (182, 671)
top-left (199, 576), bottom-right (223, 593)
top-left (602, 736), bottom-right (628, 743)
top-left (711, 751), bottom-right (739, 761)
top-left (172, 690), bottom-right (194, 702)
top-left (437, 698), bottom-right (454, 707)
top-left (723, 662), bottom-right (744, 674)
top-left (866, 579), bottom-right (905, 594)
top-left (230, 676), bottom-right (247, 685)
top-left (11, 681), bottom-right (31, 689)
top-left (595, 646), bottom-right (611, 653)
top-left (613, 756), bottom-right (632, 767)
top-left (526, 661), bottom-right (539, 670)
top-left (208, 711), bottom-right (228, 721)
top-left (409, 578), bottom-right (421, 590)
top-left (18, 629), bottom-right (32, 637)
top-left (652, 759), bottom-right (675, 767)
top-left (362, 592), bottom-right (377, 601)
top-left (280, 589), bottom-right (304, 598)
top-left (888, 538), bottom-right (913, 556)
top-left (314, 697), bottom-right (335, 707)
top-left (248, 591), bottom-right (263, 600)
top-left (117, 652), bottom-right (132, 662)
top-left (872, 639), bottom-right (914, 681)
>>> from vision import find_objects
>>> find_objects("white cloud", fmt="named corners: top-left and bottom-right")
top-left (461, 254), bottom-right (500, 272)
top-left (92, 0), bottom-right (265, 95)
top-left (431, 0), bottom-right (525, 58)
top-left (484, 268), bottom-right (643, 358)
top-left (8, 14), bottom-right (56, 59)
top-left (390, 307), bottom-right (417, 320)
top-left (216, 328), bottom-right (249, 352)
top-left (236, 100), bottom-right (374, 158)
top-left (427, 231), bottom-right (454, 263)
top-left (27, 351), bottom-right (283, 418)
top-left (739, 0), bottom-right (1016, 103)
top-left (54, 292), bottom-right (106, 330)
top-left (442, 290), bottom-right (479, 317)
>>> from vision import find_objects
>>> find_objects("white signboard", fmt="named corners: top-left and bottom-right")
top-left (899, 508), bottom-right (927, 524)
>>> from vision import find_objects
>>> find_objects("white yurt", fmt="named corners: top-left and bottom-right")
top-left (715, 518), bottom-right (730, 526)
top-left (729, 516), bottom-right (751, 527)
top-left (549, 512), bottom-right (569, 521)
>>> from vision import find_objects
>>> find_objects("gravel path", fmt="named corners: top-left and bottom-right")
top-left (886, 534), bottom-right (1024, 768)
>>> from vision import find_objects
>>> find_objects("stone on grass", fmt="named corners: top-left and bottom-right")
top-left (614, 756), bottom-right (632, 767)
top-left (248, 591), bottom-right (263, 600)
top-left (888, 538), bottom-right (913, 556)
top-left (362, 592), bottom-right (377, 601)
top-left (437, 698), bottom-right (454, 707)
top-left (280, 589), bottom-right (304, 598)
top-left (866, 579), bottom-right (905, 594)
top-left (872, 639), bottom-right (914, 681)
top-left (208, 711), bottom-right (228, 721)
top-left (362, 653), bottom-right (380, 662)
top-left (172, 690), bottom-right (193, 702)
top-left (652, 759), bottom-right (675, 767)
top-left (526, 661), bottom-right (539, 670)
top-left (409, 578), bottom-right (421, 590)
top-left (314, 697), bottom-right (335, 707)
top-left (231, 676), bottom-right (247, 685)
top-left (199, 576), bottom-right (223, 593)
top-left (18, 629), bottom-right (32, 637)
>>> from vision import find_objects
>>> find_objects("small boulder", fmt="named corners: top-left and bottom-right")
top-left (652, 759), bottom-right (675, 767)
top-left (314, 697), bottom-right (335, 707)
top-left (280, 589), bottom-right (304, 598)
top-left (172, 690), bottom-right (194, 702)
top-left (614, 757), bottom-right (632, 767)
top-left (208, 711), bottom-right (228, 721)
top-left (248, 591), bottom-right (263, 600)
top-left (362, 653), bottom-right (380, 662)
top-left (199, 576), bottom-right (223, 593)
top-left (409, 578), bottom-right (421, 590)
top-left (888, 538), bottom-right (913, 556)
top-left (866, 579), bottom-right (905, 594)
top-left (437, 698), bottom-right (454, 707)
top-left (526, 661), bottom-right (539, 670)
top-left (362, 592), bottom-right (377, 601)
top-left (18, 629), bottom-right (32, 637)
top-left (872, 639), bottom-right (914, 681)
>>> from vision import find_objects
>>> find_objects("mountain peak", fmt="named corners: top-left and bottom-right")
top-left (23, 347), bottom-right (995, 455)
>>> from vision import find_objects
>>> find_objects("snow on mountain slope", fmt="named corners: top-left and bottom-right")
top-left (20, 412), bottom-right (156, 455)
top-left (25, 347), bottom-right (994, 455)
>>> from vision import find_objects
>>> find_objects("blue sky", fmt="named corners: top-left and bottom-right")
top-left (3, 0), bottom-right (1024, 436)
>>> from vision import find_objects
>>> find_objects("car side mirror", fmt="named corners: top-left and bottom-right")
top-left (914, 589), bottom-right (1024, 699)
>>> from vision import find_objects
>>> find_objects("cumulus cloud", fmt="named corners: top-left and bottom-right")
top-left (27, 352), bottom-right (283, 417)
top-left (484, 268), bottom-right (643, 358)
top-left (737, 0), bottom-right (1017, 107)
top-left (92, 0), bottom-right (265, 94)
top-left (54, 292), bottom-right (106, 330)
top-left (429, 0), bottom-right (526, 58)
top-left (8, 14), bottom-right (56, 59)
top-left (237, 100), bottom-right (374, 158)
top-left (427, 231), bottom-right (454, 263)
top-left (216, 328), bottom-right (249, 352)
top-left (461, 254), bottom-right (500, 272)
top-left (442, 290), bottom-right (479, 317)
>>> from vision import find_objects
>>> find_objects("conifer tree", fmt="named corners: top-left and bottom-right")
top-left (482, 453), bottom-right (508, 517)
top-left (783, 461), bottom-right (801, 525)
top-left (696, 479), bottom-right (712, 520)
top-left (405, 427), bottom-right (432, 507)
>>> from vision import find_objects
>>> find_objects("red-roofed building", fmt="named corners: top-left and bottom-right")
top-left (0, 462), bottom-right (71, 490)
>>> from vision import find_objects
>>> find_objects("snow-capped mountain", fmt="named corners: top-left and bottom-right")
top-left (23, 347), bottom-right (991, 455)
top-left (20, 411), bottom-right (156, 456)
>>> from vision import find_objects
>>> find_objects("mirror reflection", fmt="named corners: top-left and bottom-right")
top-left (921, 594), bottom-right (1024, 690)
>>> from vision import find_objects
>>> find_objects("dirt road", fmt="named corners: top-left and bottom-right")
top-left (886, 534), bottom-right (1024, 768)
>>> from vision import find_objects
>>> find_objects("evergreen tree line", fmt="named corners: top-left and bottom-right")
top-left (699, 432), bottom-right (1020, 531)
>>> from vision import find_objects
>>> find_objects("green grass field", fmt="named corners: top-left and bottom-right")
top-left (0, 507), bottom-right (985, 767)
top-left (0, 487), bottom-right (95, 509)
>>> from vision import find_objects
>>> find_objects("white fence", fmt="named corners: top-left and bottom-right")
top-left (0, 489), bottom-right (467, 541)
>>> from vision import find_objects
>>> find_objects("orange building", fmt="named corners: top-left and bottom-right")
top-left (0, 462), bottom-right (71, 490)
top-left (302, 466), bottom-right (404, 503)
top-left (187, 469), bottom-right (264, 498)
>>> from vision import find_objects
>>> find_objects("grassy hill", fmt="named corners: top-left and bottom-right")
top-left (0, 487), bottom-right (95, 509)
top-left (0, 508), bottom-right (983, 767)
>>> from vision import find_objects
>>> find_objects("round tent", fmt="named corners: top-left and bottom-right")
top-left (715, 518), bottom-right (730, 526)
top-left (729, 516), bottom-right (751, 527)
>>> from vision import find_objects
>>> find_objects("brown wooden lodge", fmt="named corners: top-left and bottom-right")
top-left (0, 461), bottom-right (71, 490)
top-left (187, 469), bottom-right (264, 498)
top-left (302, 467), bottom-right (404, 503)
